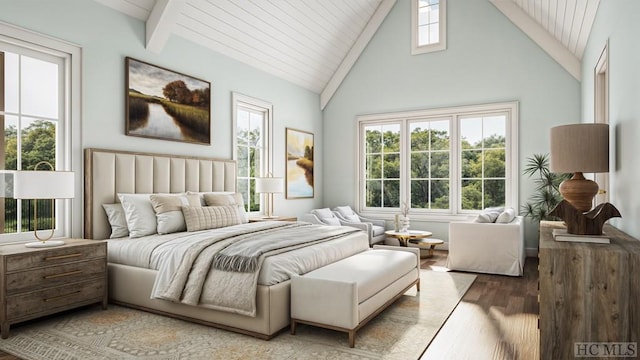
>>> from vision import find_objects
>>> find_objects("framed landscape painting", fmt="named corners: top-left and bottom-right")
top-left (125, 57), bottom-right (211, 144)
top-left (286, 128), bottom-right (314, 199)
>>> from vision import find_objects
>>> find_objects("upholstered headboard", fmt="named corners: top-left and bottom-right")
top-left (84, 148), bottom-right (236, 240)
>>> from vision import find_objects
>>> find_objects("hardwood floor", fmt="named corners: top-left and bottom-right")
top-left (420, 250), bottom-right (540, 360)
top-left (0, 250), bottom-right (539, 360)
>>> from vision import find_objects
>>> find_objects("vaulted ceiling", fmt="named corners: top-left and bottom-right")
top-left (94, 0), bottom-right (600, 108)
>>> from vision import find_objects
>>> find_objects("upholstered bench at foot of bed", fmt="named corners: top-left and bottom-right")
top-left (290, 245), bottom-right (420, 347)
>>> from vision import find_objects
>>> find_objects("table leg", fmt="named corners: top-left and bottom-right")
top-left (429, 244), bottom-right (436, 257)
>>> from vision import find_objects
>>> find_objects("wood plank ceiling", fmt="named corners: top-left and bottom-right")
top-left (94, 0), bottom-right (600, 107)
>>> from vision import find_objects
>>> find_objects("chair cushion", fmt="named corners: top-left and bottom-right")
top-left (312, 208), bottom-right (341, 226)
top-left (372, 224), bottom-right (386, 236)
top-left (496, 207), bottom-right (516, 223)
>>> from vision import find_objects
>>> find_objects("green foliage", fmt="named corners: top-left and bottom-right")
top-left (520, 153), bottom-right (572, 221)
top-left (365, 124), bottom-right (506, 211)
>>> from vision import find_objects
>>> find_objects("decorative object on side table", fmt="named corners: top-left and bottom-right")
top-left (13, 161), bottom-right (75, 247)
top-left (549, 123), bottom-right (621, 237)
top-left (255, 175), bottom-right (284, 219)
top-left (395, 201), bottom-right (410, 232)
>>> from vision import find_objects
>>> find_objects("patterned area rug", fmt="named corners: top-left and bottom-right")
top-left (0, 270), bottom-right (475, 360)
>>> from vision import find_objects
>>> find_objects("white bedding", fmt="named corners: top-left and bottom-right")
top-left (107, 221), bottom-right (369, 286)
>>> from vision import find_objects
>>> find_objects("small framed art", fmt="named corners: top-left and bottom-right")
top-left (286, 128), bottom-right (314, 199)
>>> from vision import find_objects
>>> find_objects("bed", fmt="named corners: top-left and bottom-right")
top-left (83, 148), bottom-right (369, 339)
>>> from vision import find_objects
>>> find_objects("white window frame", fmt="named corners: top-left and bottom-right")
top-left (357, 101), bottom-right (519, 221)
top-left (0, 21), bottom-right (81, 243)
top-left (232, 92), bottom-right (273, 216)
top-left (411, 0), bottom-right (447, 55)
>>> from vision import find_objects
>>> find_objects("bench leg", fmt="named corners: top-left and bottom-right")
top-left (348, 330), bottom-right (356, 348)
top-left (417, 279), bottom-right (420, 292)
top-left (291, 319), bottom-right (297, 335)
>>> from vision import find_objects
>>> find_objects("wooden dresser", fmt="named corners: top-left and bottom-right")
top-left (539, 221), bottom-right (640, 359)
top-left (0, 238), bottom-right (107, 338)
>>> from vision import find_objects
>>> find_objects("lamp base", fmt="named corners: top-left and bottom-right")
top-left (549, 200), bottom-right (621, 235)
top-left (24, 240), bottom-right (66, 248)
top-left (559, 172), bottom-right (599, 212)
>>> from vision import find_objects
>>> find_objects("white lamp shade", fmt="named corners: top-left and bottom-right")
top-left (13, 171), bottom-right (75, 199)
top-left (255, 177), bottom-right (284, 194)
top-left (550, 123), bottom-right (609, 173)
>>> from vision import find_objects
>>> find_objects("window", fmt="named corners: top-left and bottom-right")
top-left (233, 93), bottom-right (273, 214)
top-left (358, 102), bottom-right (518, 220)
top-left (412, 0), bottom-right (447, 54)
top-left (0, 24), bottom-right (78, 242)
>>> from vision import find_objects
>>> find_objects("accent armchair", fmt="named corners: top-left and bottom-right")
top-left (299, 207), bottom-right (387, 246)
top-left (446, 216), bottom-right (525, 276)
top-left (332, 206), bottom-right (387, 246)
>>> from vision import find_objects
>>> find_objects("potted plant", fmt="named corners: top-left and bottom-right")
top-left (520, 154), bottom-right (571, 221)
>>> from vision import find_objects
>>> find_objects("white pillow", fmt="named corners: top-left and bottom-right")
top-left (496, 207), bottom-right (516, 223)
top-left (203, 192), bottom-right (249, 223)
top-left (473, 207), bottom-right (503, 223)
top-left (149, 194), bottom-right (201, 234)
top-left (334, 206), bottom-right (360, 222)
top-left (102, 203), bottom-right (129, 239)
top-left (118, 193), bottom-right (157, 238)
top-left (312, 208), bottom-right (340, 226)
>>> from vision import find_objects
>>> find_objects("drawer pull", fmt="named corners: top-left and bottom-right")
top-left (43, 291), bottom-right (81, 302)
top-left (44, 253), bottom-right (82, 261)
top-left (43, 270), bottom-right (83, 279)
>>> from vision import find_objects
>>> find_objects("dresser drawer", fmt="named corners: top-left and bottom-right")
top-left (6, 280), bottom-right (105, 321)
top-left (5, 243), bottom-right (106, 272)
top-left (5, 259), bottom-right (106, 295)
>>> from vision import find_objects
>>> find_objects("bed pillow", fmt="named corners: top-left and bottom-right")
top-left (102, 203), bottom-right (129, 238)
top-left (203, 192), bottom-right (249, 223)
top-left (118, 193), bottom-right (157, 238)
top-left (149, 194), bottom-right (201, 234)
top-left (181, 205), bottom-right (244, 232)
top-left (187, 191), bottom-right (234, 206)
top-left (495, 207), bottom-right (516, 223)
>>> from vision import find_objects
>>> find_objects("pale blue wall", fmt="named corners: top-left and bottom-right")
top-left (581, 0), bottom-right (640, 239)
top-left (0, 0), bottom-right (323, 218)
top-left (322, 0), bottom-right (581, 248)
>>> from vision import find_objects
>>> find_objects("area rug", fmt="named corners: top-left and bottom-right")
top-left (0, 270), bottom-right (475, 360)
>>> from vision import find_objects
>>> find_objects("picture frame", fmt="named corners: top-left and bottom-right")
top-left (125, 57), bottom-right (211, 145)
top-left (286, 128), bottom-right (314, 199)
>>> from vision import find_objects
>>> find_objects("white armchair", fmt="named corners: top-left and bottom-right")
top-left (332, 206), bottom-right (387, 246)
top-left (446, 216), bottom-right (525, 276)
top-left (299, 208), bottom-right (342, 226)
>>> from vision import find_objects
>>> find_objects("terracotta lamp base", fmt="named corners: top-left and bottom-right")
top-left (550, 200), bottom-right (621, 235)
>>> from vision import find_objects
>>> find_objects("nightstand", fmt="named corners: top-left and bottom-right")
top-left (0, 238), bottom-right (107, 338)
top-left (249, 217), bottom-right (297, 222)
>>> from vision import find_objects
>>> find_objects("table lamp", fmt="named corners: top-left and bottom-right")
top-left (13, 161), bottom-right (75, 247)
top-left (255, 175), bottom-right (284, 218)
top-left (549, 124), bottom-right (620, 236)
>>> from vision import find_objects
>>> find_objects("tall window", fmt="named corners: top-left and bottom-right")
top-left (412, 0), bottom-right (447, 54)
top-left (233, 93), bottom-right (272, 214)
top-left (1, 37), bottom-right (72, 241)
top-left (358, 102), bottom-right (518, 219)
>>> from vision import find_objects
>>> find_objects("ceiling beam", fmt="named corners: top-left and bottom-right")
top-left (146, 0), bottom-right (185, 53)
top-left (490, 0), bottom-right (581, 81)
top-left (320, 0), bottom-right (397, 110)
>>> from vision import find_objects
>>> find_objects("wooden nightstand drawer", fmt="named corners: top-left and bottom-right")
top-left (5, 242), bottom-right (106, 272)
top-left (6, 280), bottom-right (105, 321)
top-left (5, 259), bottom-right (106, 295)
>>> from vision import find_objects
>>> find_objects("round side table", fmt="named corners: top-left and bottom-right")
top-left (384, 230), bottom-right (433, 247)
top-left (409, 238), bottom-right (444, 258)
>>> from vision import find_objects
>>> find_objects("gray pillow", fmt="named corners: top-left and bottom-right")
top-left (102, 203), bottom-right (129, 239)
top-left (149, 194), bottom-right (201, 234)
top-left (181, 205), bottom-right (244, 232)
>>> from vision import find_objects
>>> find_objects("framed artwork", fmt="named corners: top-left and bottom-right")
top-left (286, 128), bottom-right (314, 199)
top-left (125, 57), bottom-right (211, 144)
